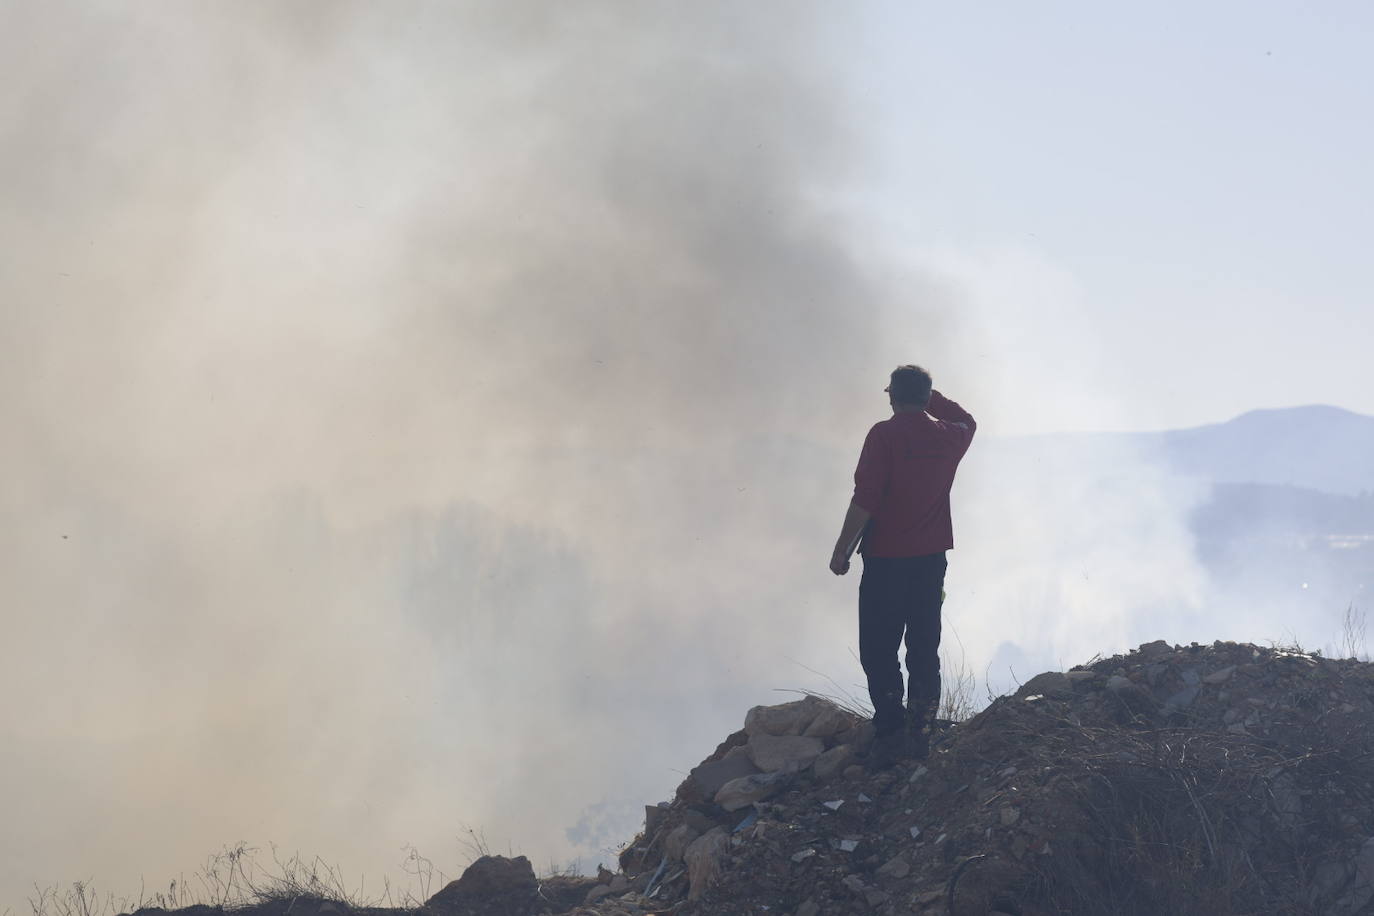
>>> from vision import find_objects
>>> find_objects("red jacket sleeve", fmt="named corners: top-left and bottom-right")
top-left (926, 391), bottom-right (976, 452)
top-left (852, 423), bottom-right (890, 515)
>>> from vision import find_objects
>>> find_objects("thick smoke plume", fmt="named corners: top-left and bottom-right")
top-left (1, 2), bottom-right (953, 904)
top-left (4, 4), bottom-right (1294, 910)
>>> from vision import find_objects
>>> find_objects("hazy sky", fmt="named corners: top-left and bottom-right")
top-left (855, 1), bottom-right (1374, 435)
top-left (2, 2), bottom-right (1370, 911)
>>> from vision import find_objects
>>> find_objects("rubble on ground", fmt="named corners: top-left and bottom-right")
top-left (125, 640), bottom-right (1374, 916)
top-left (571, 640), bottom-right (1374, 915)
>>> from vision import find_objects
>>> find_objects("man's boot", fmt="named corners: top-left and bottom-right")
top-left (866, 693), bottom-right (908, 770)
top-left (906, 706), bottom-right (932, 760)
top-left (867, 728), bottom-right (905, 771)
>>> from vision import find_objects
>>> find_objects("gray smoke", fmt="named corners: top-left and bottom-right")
top-left (9, 4), bottom-right (1306, 909)
top-left (1, 2), bottom-right (956, 905)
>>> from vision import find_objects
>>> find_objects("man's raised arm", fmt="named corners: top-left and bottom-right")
top-left (926, 389), bottom-right (976, 436)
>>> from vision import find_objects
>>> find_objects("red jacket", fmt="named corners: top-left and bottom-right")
top-left (852, 391), bottom-right (976, 557)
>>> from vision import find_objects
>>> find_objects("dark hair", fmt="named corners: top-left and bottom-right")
top-left (889, 365), bottom-right (932, 406)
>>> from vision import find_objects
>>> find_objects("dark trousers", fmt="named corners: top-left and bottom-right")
top-left (858, 552), bottom-right (947, 736)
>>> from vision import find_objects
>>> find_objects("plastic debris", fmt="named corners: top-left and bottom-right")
top-left (732, 809), bottom-right (758, 833)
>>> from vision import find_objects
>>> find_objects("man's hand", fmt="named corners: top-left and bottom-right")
top-left (831, 500), bottom-right (871, 577)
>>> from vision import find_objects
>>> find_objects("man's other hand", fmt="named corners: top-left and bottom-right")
top-left (830, 553), bottom-right (850, 576)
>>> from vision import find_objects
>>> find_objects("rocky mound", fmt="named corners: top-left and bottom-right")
top-left (126, 640), bottom-right (1374, 916)
top-left (549, 640), bottom-right (1374, 915)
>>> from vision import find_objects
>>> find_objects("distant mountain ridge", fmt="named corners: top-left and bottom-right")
top-left (991, 405), bottom-right (1374, 497)
top-left (1146, 405), bottom-right (1374, 497)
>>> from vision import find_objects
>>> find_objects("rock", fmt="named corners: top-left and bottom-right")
top-left (1065, 669), bottom-right (1099, 685)
top-left (1203, 665), bottom-right (1237, 684)
top-left (813, 744), bottom-right (856, 780)
top-left (715, 770), bottom-right (792, 811)
top-left (685, 753), bottom-right (761, 800)
top-left (1164, 685), bottom-right (1201, 710)
top-left (747, 734), bottom-right (825, 773)
top-left (802, 702), bottom-right (854, 739)
top-left (835, 719), bottom-right (877, 751)
top-left (795, 901), bottom-right (820, 916)
top-left (583, 885), bottom-right (612, 904)
top-left (684, 827), bottom-right (729, 901)
top-left (644, 803), bottom-right (670, 836)
top-left (842, 874), bottom-right (867, 895)
top-left (424, 855), bottom-right (538, 915)
top-left (1017, 671), bottom-right (1072, 699)
top-left (843, 764), bottom-right (866, 780)
top-left (681, 806), bottom-right (723, 834)
top-left (608, 874), bottom-right (628, 892)
top-left (1105, 674), bottom-right (1158, 718)
top-left (877, 853), bottom-right (911, 878)
top-left (1309, 859), bottom-right (1351, 906)
top-left (1138, 639), bottom-right (1172, 658)
top-left (723, 743), bottom-right (752, 761)
top-left (744, 696), bottom-right (827, 737)
top-left (1336, 837), bottom-right (1374, 913)
top-left (662, 824), bottom-right (700, 864)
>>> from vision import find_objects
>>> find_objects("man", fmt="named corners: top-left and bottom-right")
top-left (830, 365), bottom-right (975, 766)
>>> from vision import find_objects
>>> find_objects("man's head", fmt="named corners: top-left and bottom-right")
top-left (886, 365), bottom-right (932, 410)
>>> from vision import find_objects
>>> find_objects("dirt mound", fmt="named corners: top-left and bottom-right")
top-left (122, 640), bottom-right (1374, 916)
top-left (578, 640), bottom-right (1374, 915)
